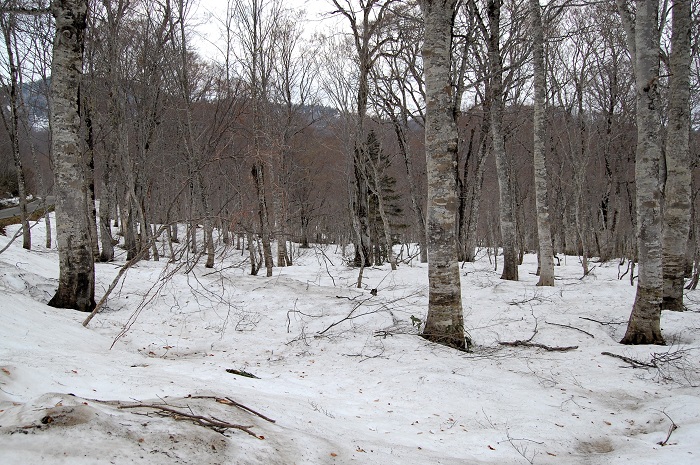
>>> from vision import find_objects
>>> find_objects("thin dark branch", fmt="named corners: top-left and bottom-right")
top-left (499, 341), bottom-right (578, 351)
top-left (545, 321), bottom-right (595, 338)
top-left (601, 351), bottom-right (657, 368)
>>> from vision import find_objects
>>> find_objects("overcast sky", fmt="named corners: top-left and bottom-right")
top-left (192, 0), bottom-right (340, 61)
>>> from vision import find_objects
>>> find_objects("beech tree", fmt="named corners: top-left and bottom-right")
top-left (618, 0), bottom-right (664, 345)
top-left (529, 0), bottom-right (554, 285)
top-left (0, 12), bottom-right (31, 250)
top-left (48, 0), bottom-right (95, 312)
top-left (662, 0), bottom-right (692, 311)
top-left (487, 0), bottom-right (518, 281)
top-left (419, 0), bottom-right (467, 350)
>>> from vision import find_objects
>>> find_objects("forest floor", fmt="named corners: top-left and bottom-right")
top-left (1, 216), bottom-right (699, 464)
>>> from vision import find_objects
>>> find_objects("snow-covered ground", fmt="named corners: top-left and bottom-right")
top-left (1, 216), bottom-right (699, 464)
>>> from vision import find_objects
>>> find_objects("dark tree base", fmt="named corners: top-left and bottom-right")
top-left (48, 273), bottom-right (95, 313)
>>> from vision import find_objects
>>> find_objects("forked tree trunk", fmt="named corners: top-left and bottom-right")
top-left (419, 0), bottom-right (466, 350)
top-left (488, 0), bottom-right (518, 281)
top-left (529, 0), bottom-right (554, 286)
top-left (661, 0), bottom-right (691, 311)
top-left (620, 0), bottom-right (664, 345)
top-left (47, 0), bottom-right (95, 312)
top-left (252, 161), bottom-right (274, 277)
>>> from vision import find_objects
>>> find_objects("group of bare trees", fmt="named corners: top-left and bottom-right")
top-left (1, 0), bottom-right (698, 349)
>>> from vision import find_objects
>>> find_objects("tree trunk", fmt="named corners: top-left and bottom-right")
top-left (352, 159), bottom-right (372, 267)
top-left (1, 14), bottom-right (30, 250)
top-left (620, 0), bottom-right (664, 345)
top-left (392, 115), bottom-right (428, 263)
top-left (419, 0), bottom-right (466, 350)
top-left (47, 0), bottom-right (95, 313)
top-left (529, 0), bottom-right (554, 286)
top-left (82, 98), bottom-right (100, 259)
top-left (464, 108), bottom-right (490, 263)
top-left (252, 161), bottom-right (274, 276)
top-left (488, 0), bottom-right (518, 281)
top-left (661, 0), bottom-right (691, 311)
top-left (98, 178), bottom-right (114, 262)
top-left (123, 200), bottom-right (137, 260)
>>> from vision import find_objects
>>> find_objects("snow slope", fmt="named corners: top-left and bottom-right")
top-left (1, 218), bottom-right (699, 464)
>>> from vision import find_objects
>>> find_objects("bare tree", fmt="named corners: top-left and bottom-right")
top-left (233, 0), bottom-right (286, 277)
top-left (370, 3), bottom-right (429, 263)
top-left (330, 0), bottom-right (397, 275)
top-left (662, 0), bottom-right (692, 311)
top-left (619, 0), bottom-right (665, 345)
top-left (0, 12), bottom-right (31, 250)
top-left (419, 0), bottom-right (467, 350)
top-left (487, 0), bottom-right (518, 281)
top-left (529, 0), bottom-right (554, 285)
top-left (48, 0), bottom-right (95, 312)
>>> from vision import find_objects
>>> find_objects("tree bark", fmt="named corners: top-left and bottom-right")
top-left (47, 0), bottom-right (95, 312)
top-left (419, 0), bottom-right (466, 350)
top-left (0, 14), bottom-right (30, 250)
top-left (252, 162), bottom-right (274, 276)
top-left (620, 0), bottom-right (664, 345)
top-left (661, 0), bottom-right (691, 311)
top-left (488, 0), bottom-right (518, 281)
top-left (529, 0), bottom-right (554, 286)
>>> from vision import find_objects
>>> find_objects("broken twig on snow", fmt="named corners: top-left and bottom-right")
top-left (545, 321), bottom-right (594, 338)
top-left (118, 403), bottom-right (261, 438)
top-left (658, 410), bottom-right (679, 446)
top-left (600, 351), bottom-right (657, 368)
top-left (190, 396), bottom-right (276, 424)
top-left (499, 340), bottom-right (578, 351)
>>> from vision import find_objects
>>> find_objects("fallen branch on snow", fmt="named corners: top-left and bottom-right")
top-left (190, 396), bottom-right (276, 424)
top-left (658, 410), bottom-right (679, 446)
top-left (499, 340), bottom-right (578, 351)
top-left (600, 351), bottom-right (657, 368)
top-left (119, 403), bottom-right (261, 438)
top-left (545, 321), bottom-right (595, 338)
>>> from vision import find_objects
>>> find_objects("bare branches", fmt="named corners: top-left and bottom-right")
top-left (0, 3), bottom-right (50, 16)
top-left (499, 312), bottom-right (579, 351)
top-left (317, 295), bottom-right (376, 335)
top-left (657, 410), bottom-right (678, 446)
top-left (82, 226), bottom-right (167, 327)
top-left (602, 345), bottom-right (698, 385)
top-left (579, 316), bottom-right (625, 326)
top-left (118, 403), bottom-right (261, 438)
top-left (190, 396), bottom-right (276, 424)
top-left (545, 320), bottom-right (595, 338)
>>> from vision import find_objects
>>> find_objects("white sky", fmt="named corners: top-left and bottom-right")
top-left (192, 0), bottom-right (340, 61)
